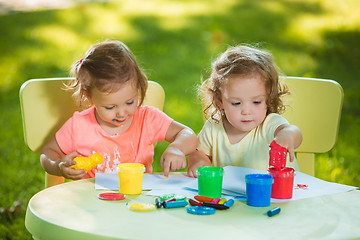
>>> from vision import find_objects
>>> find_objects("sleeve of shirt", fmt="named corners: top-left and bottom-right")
top-left (145, 106), bottom-right (173, 143)
top-left (262, 113), bottom-right (289, 142)
top-left (197, 119), bottom-right (214, 157)
top-left (55, 116), bottom-right (75, 154)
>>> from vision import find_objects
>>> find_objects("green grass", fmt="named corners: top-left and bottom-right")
top-left (1, 0), bottom-right (359, 238)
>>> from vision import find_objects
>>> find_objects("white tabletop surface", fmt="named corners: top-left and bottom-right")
top-left (25, 178), bottom-right (360, 240)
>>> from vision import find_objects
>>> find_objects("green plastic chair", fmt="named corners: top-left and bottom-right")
top-left (19, 78), bottom-right (165, 188)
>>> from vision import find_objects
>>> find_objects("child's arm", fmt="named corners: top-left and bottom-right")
top-left (187, 149), bottom-right (212, 178)
top-left (273, 123), bottom-right (303, 162)
top-left (40, 138), bottom-right (86, 180)
top-left (160, 121), bottom-right (198, 177)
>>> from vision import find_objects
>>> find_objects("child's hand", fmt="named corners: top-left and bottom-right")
top-left (59, 152), bottom-right (86, 180)
top-left (274, 124), bottom-right (303, 163)
top-left (160, 146), bottom-right (187, 178)
top-left (187, 150), bottom-right (212, 178)
top-left (273, 137), bottom-right (295, 162)
top-left (187, 161), bottom-right (211, 178)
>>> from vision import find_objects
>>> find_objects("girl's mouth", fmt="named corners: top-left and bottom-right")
top-left (241, 120), bottom-right (253, 123)
top-left (112, 118), bottom-right (126, 123)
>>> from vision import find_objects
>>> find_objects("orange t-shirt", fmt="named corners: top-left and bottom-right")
top-left (56, 105), bottom-right (173, 178)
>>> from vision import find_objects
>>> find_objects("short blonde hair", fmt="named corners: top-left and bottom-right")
top-left (201, 45), bottom-right (289, 122)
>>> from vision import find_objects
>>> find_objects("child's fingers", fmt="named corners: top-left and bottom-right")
top-left (67, 151), bottom-right (80, 159)
top-left (71, 170), bottom-right (86, 180)
top-left (62, 160), bottom-right (76, 167)
top-left (187, 168), bottom-right (198, 178)
top-left (63, 168), bottom-right (86, 180)
top-left (160, 155), bottom-right (164, 170)
top-left (175, 160), bottom-right (186, 171)
top-left (59, 161), bottom-right (70, 169)
top-left (170, 158), bottom-right (186, 172)
top-left (288, 149), bottom-right (295, 162)
top-left (161, 157), bottom-right (170, 178)
top-left (63, 152), bottom-right (80, 167)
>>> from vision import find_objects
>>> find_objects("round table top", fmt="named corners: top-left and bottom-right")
top-left (25, 178), bottom-right (360, 240)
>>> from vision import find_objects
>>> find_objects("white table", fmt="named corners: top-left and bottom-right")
top-left (25, 178), bottom-right (360, 240)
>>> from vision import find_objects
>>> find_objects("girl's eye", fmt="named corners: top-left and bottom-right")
top-left (253, 101), bottom-right (261, 104)
top-left (126, 100), bottom-right (134, 105)
top-left (231, 102), bottom-right (240, 106)
top-left (105, 106), bottom-right (115, 110)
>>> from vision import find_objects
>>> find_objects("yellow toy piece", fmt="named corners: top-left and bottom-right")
top-left (71, 153), bottom-right (103, 171)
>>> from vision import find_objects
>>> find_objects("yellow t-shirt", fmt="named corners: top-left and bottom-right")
top-left (198, 113), bottom-right (300, 171)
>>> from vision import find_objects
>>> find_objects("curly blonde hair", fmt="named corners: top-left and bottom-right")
top-left (201, 45), bottom-right (289, 122)
top-left (68, 40), bottom-right (148, 108)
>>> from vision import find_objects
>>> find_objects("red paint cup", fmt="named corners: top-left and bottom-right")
top-left (268, 167), bottom-right (295, 199)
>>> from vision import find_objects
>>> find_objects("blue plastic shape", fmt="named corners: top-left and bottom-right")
top-left (187, 206), bottom-right (216, 215)
top-left (163, 200), bottom-right (188, 208)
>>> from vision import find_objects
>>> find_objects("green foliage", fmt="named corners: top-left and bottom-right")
top-left (0, 0), bottom-right (359, 238)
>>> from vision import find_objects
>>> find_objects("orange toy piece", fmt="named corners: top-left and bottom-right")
top-left (194, 195), bottom-right (214, 203)
top-left (71, 153), bottom-right (103, 171)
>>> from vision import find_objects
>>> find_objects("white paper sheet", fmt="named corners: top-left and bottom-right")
top-left (95, 173), bottom-right (197, 191)
top-left (95, 166), bottom-right (357, 202)
top-left (95, 173), bottom-right (119, 190)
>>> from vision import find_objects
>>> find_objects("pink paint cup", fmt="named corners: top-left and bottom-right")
top-left (268, 167), bottom-right (295, 199)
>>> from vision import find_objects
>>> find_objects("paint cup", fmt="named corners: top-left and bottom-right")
top-left (197, 166), bottom-right (224, 198)
top-left (268, 167), bottom-right (295, 199)
top-left (117, 163), bottom-right (145, 195)
top-left (245, 174), bottom-right (273, 207)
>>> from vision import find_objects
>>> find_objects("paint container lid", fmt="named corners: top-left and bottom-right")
top-left (128, 203), bottom-right (156, 212)
top-left (197, 166), bottom-right (224, 177)
top-left (245, 174), bottom-right (273, 185)
top-left (117, 163), bottom-right (145, 173)
top-left (98, 193), bottom-right (126, 201)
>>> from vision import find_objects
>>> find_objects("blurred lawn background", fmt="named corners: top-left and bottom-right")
top-left (0, 0), bottom-right (359, 238)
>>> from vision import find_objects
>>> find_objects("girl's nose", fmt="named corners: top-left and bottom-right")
top-left (116, 109), bottom-right (126, 118)
top-left (241, 105), bottom-right (251, 115)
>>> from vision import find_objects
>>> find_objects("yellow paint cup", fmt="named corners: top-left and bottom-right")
top-left (117, 163), bottom-right (145, 195)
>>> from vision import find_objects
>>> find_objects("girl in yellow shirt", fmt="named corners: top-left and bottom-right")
top-left (188, 45), bottom-right (302, 177)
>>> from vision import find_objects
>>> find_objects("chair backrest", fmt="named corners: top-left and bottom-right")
top-left (201, 76), bottom-right (343, 176)
top-left (281, 77), bottom-right (343, 175)
top-left (20, 78), bottom-right (165, 188)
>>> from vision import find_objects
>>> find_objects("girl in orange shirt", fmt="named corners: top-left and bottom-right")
top-left (41, 40), bottom-right (197, 179)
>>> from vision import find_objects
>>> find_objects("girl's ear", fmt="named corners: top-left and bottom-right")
top-left (218, 99), bottom-right (223, 109)
top-left (83, 91), bottom-right (93, 105)
top-left (213, 95), bottom-right (223, 110)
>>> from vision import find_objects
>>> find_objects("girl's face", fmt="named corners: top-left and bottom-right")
top-left (88, 80), bottom-right (139, 130)
top-left (219, 73), bottom-right (267, 135)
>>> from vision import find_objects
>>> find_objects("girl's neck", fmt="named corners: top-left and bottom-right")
top-left (222, 117), bottom-right (249, 144)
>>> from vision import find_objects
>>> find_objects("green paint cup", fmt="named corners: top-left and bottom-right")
top-left (197, 166), bottom-right (224, 198)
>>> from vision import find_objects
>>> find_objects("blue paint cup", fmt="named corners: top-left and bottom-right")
top-left (245, 174), bottom-right (273, 207)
